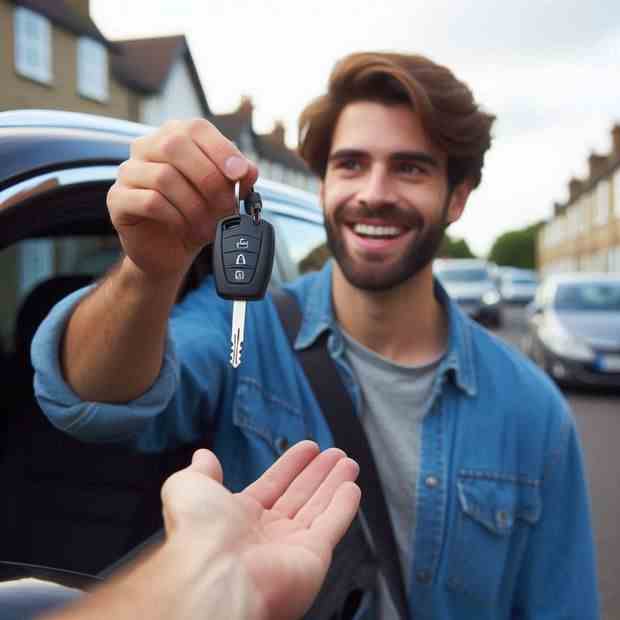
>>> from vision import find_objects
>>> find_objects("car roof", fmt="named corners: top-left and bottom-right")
top-left (542, 272), bottom-right (620, 285)
top-left (434, 258), bottom-right (489, 270)
top-left (0, 109), bottom-right (321, 215)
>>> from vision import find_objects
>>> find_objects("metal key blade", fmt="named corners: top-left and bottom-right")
top-left (230, 300), bottom-right (246, 368)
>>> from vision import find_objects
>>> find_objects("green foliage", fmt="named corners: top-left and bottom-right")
top-left (488, 221), bottom-right (544, 269)
top-left (439, 234), bottom-right (476, 259)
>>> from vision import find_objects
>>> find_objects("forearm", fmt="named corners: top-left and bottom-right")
top-left (41, 540), bottom-right (258, 620)
top-left (62, 256), bottom-right (185, 403)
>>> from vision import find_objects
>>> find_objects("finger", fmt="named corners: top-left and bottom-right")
top-left (118, 160), bottom-right (214, 241)
top-left (189, 449), bottom-right (223, 484)
top-left (107, 185), bottom-right (187, 238)
top-left (294, 457), bottom-right (359, 527)
top-left (271, 448), bottom-right (347, 518)
top-left (307, 482), bottom-right (361, 559)
top-left (241, 440), bottom-right (320, 508)
top-left (133, 123), bottom-right (236, 209)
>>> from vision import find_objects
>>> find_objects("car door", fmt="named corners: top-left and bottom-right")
top-left (0, 162), bottom-right (198, 576)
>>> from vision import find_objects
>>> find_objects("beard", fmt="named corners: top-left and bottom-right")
top-left (324, 198), bottom-right (449, 292)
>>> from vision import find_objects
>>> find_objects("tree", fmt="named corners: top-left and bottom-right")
top-left (439, 234), bottom-right (476, 259)
top-left (488, 221), bottom-right (544, 269)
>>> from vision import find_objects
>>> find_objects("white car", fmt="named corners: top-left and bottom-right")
top-left (433, 258), bottom-right (503, 328)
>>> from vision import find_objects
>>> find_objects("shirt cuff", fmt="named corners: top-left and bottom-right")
top-left (31, 285), bottom-right (179, 442)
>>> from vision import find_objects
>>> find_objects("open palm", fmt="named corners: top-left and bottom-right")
top-left (161, 441), bottom-right (361, 620)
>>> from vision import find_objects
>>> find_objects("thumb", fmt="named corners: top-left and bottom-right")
top-left (190, 449), bottom-right (224, 484)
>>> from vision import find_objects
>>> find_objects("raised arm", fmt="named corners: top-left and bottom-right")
top-left (61, 119), bottom-right (258, 403)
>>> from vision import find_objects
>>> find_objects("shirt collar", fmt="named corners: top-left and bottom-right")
top-left (294, 261), bottom-right (477, 397)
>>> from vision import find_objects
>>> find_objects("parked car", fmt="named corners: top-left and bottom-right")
top-left (498, 268), bottom-right (539, 305)
top-left (433, 258), bottom-right (503, 327)
top-left (523, 272), bottom-right (620, 388)
top-left (0, 109), bottom-right (328, 614)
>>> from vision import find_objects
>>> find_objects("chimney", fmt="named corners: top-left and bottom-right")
top-left (237, 96), bottom-right (254, 121)
top-left (568, 177), bottom-right (582, 202)
top-left (588, 153), bottom-right (607, 180)
top-left (64, 0), bottom-right (91, 19)
top-left (612, 124), bottom-right (620, 159)
top-left (271, 121), bottom-right (286, 145)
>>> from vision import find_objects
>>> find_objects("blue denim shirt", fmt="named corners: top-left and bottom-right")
top-left (32, 262), bottom-right (600, 619)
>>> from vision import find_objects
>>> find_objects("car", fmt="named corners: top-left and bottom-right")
top-left (498, 268), bottom-right (539, 305)
top-left (522, 272), bottom-right (620, 388)
top-left (433, 258), bottom-right (503, 328)
top-left (0, 109), bottom-right (329, 614)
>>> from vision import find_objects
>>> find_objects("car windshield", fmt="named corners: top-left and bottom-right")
top-left (510, 276), bottom-right (538, 285)
top-left (554, 282), bottom-right (620, 312)
top-left (436, 268), bottom-right (489, 283)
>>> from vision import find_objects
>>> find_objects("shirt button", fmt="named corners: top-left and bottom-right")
top-left (425, 475), bottom-right (439, 488)
top-left (275, 437), bottom-right (289, 454)
top-left (416, 569), bottom-right (432, 584)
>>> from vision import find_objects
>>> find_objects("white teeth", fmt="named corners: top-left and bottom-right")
top-left (353, 223), bottom-right (402, 237)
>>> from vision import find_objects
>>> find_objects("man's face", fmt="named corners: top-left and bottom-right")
top-left (321, 101), bottom-right (468, 291)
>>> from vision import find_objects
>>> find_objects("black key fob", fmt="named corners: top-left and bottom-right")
top-left (213, 213), bottom-right (275, 301)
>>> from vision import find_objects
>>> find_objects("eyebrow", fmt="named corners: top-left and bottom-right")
top-left (328, 149), bottom-right (440, 168)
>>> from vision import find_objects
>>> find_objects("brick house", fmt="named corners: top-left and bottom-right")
top-left (537, 125), bottom-right (620, 275)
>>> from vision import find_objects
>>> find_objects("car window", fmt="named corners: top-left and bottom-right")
top-left (435, 268), bottom-right (490, 283)
top-left (0, 234), bottom-right (120, 353)
top-left (554, 282), bottom-right (620, 312)
top-left (267, 212), bottom-right (329, 281)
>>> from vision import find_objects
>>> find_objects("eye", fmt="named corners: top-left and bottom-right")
top-left (395, 160), bottom-right (424, 175)
top-left (335, 158), bottom-right (361, 171)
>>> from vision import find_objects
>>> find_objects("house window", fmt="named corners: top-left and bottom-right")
top-left (13, 6), bottom-right (52, 84)
top-left (77, 37), bottom-right (108, 102)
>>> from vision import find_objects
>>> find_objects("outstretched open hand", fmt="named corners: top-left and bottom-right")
top-left (161, 441), bottom-right (361, 620)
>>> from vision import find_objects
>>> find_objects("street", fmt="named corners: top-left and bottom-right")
top-left (496, 305), bottom-right (620, 620)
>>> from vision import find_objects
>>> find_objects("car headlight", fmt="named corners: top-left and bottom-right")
top-left (539, 323), bottom-right (595, 362)
top-left (482, 290), bottom-right (500, 306)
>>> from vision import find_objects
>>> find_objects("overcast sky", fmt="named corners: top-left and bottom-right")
top-left (91, 0), bottom-right (620, 256)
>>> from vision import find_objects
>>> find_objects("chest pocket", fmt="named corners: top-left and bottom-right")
top-left (232, 377), bottom-right (311, 459)
top-left (446, 472), bottom-right (542, 604)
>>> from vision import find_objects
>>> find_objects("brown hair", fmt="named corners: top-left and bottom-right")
top-left (298, 52), bottom-right (495, 189)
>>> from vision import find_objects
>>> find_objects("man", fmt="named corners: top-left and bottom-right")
top-left (32, 52), bottom-right (600, 618)
top-left (41, 441), bottom-right (360, 620)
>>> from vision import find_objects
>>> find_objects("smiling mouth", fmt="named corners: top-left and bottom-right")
top-left (351, 223), bottom-right (406, 239)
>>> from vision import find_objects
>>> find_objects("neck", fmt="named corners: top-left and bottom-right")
top-left (331, 263), bottom-right (448, 366)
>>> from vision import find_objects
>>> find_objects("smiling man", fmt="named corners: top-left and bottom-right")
top-left (32, 52), bottom-right (599, 619)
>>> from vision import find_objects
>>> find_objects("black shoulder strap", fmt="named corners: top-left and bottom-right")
top-left (271, 288), bottom-right (410, 620)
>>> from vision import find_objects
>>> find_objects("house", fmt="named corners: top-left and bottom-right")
top-left (0, 0), bottom-right (317, 190)
top-left (537, 125), bottom-right (620, 274)
top-left (210, 97), bottom-right (317, 192)
top-left (111, 34), bottom-right (210, 125)
top-left (0, 0), bottom-right (208, 124)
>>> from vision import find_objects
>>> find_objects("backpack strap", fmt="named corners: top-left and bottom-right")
top-left (271, 288), bottom-right (410, 620)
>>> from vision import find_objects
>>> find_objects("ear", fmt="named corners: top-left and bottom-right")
top-left (445, 180), bottom-right (472, 225)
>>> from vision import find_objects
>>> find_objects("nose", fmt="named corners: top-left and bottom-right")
top-left (355, 164), bottom-right (396, 208)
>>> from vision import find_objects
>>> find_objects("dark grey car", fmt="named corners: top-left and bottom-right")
top-left (523, 273), bottom-right (620, 388)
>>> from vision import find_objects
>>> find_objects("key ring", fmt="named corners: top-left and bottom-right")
top-left (234, 180), bottom-right (241, 214)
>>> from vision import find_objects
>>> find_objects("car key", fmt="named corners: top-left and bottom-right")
top-left (213, 181), bottom-right (275, 367)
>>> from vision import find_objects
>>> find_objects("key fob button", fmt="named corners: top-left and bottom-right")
top-left (226, 268), bottom-right (254, 284)
top-left (222, 235), bottom-right (260, 253)
top-left (223, 252), bottom-right (258, 268)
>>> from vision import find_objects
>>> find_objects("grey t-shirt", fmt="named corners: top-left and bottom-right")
top-left (341, 330), bottom-right (443, 619)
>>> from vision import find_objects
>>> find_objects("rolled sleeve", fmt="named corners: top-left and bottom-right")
top-left (31, 285), bottom-right (179, 443)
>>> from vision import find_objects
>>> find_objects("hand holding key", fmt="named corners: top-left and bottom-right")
top-left (107, 119), bottom-right (258, 282)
